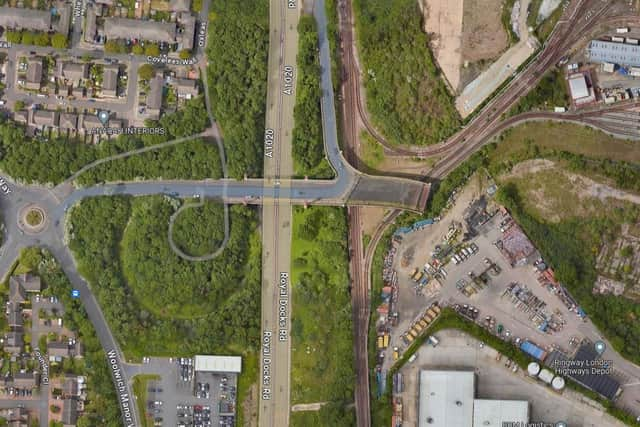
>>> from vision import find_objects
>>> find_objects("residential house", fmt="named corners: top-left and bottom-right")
top-left (9, 274), bottom-right (42, 304)
top-left (63, 376), bottom-right (79, 397)
top-left (55, 3), bottom-right (72, 34)
top-left (82, 114), bottom-right (103, 131)
top-left (174, 78), bottom-right (199, 99)
top-left (104, 18), bottom-right (177, 43)
top-left (178, 12), bottom-right (196, 51)
top-left (48, 341), bottom-right (71, 362)
top-left (12, 372), bottom-right (38, 390)
top-left (169, 0), bottom-right (191, 12)
top-left (7, 308), bottom-right (23, 329)
top-left (102, 64), bottom-right (119, 97)
top-left (146, 75), bottom-right (164, 119)
top-left (58, 62), bottom-right (89, 86)
top-left (31, 110), bottom-right (59, 129)
top-left (84, 4), bottom-right (97, 43)
top-left (59, 113), bottom-right (79, 131)
top-left (71, 86), bottom-right (85, 98)
top-left (62, 398), bottom-right (78, 426)
top-left (0, 407), bottom-right (29, 427)
top-left (4, 331), bottom-right (23, 354)
top-left (25, 58), bottom-right (43, 91)
top-left (0, 7), bottom-right (51, 32)
top-left (13, 110), bottom-right (28, 124)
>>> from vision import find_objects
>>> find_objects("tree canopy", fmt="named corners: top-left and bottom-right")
top-left (353, 0), bottom-right (461, 145)
top-left (206, 0), bottom-right (268, 178)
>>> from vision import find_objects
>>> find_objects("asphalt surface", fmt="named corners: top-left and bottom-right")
top-left (258, 0), bottom-right (298, 425)
top-left (0, 1), bottom-right (639, 426)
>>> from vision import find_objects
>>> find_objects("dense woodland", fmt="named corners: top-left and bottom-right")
top-left (0, 98), bottom-right (216, 185)
top-left (68, 196), bottom-right (261, 357)
top-left (292, 17), bottom-right (331, 177)
top-left (509, 68), bottom-right (568, 115)
top-left (206, 0), bottom-right (268, 178)
top-left (352, 0), bottom-right (460, 146)
top-left (171, 201), bottom-right (225, 257)
top-left (18, 248), bottom-right (121, 426)
top-left (290, 207), bottom-right (354, 425)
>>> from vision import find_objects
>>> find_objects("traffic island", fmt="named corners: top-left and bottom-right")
top-left (18, 204), bottom-right (48, 234)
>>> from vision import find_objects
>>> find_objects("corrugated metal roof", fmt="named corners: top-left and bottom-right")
top-left (588, 40), bottom-right (640, 67)
top-left (194, 355), bottom-right (242, 373)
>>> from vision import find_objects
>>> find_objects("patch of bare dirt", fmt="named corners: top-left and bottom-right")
top-left (461, 0), bottom-right (509, 63)
top-left (242, 384), bottom-right (259, 427)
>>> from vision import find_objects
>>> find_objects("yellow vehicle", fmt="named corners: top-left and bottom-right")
top-left (383, 334), bottom-right (389, 348)
top-left (423, 313), bottom-right (433, 323)
top-left (409, 328), bottom-right (418, 338)
top-left (405, 333), bottom-right (415, 343)
top-left (414, 323), bottom-right (424, 333)
top-left (393, 347), bottom-right (399, 360)
top-left (377, 336), bottom-right (384, 349)
top-left (418, 319), bottom-right (428, 328)
top-left (426, 308), bottom-right (437, 318)
top-left (431, 304), bottom-right (441, 315)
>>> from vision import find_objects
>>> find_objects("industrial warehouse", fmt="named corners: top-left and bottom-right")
top-left (418, 370), bottom-right (529, 427)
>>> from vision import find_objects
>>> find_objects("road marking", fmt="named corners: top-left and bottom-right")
top-left (0, 177), bottom-right (12, 195)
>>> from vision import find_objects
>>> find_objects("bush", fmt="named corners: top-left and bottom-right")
top-left (352, 0), bottom-right (460, 145)
top-left (206, 0), bottom-right (268, 178)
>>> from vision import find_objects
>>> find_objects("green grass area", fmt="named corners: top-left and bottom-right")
top-left (352, 0), bottom-right (460, 146)
top-left (535, 3), bottom-right (564, 42)
top-left (359, 131), bottom-right (384, 170)
top-left (494, 122), bottom-right (640, 164)
top-left (76, 138), bottom-right (222, 186)
top-left (133, 374), bottom-right (161, 427)
top-left (171, 200), bottom-right (225, 257)
top-left (292, 16), bottom-right (334, 179)
top-left (501, 0), bottom-right (518, 44)
top-left (291, 403), bottom-right (356, 427)
top-left (527, 0), bottom-right (544, 28)
top-left (289, 206), bottom-right (354, 422)
top-left (236, 351), bottom-right (258, 427)
top-left (501, 164), bottom-right (614, 221)
top-left (509, 68), bottom-right (568, 115)
top-left (206, 0), bottom-right (268, 178)
top-left (68, 196), bottom-right (262, 358)
top-left (0, 97), bottom-right (212, 185)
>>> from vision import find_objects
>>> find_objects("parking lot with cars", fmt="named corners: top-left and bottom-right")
top-left (130, 357), bottom-right (238, 427)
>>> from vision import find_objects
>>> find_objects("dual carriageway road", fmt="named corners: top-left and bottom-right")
top-left (259, 0), bottom-right (299, 426)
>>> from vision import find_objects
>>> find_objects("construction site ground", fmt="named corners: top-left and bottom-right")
top-left (456, 0), bottom-right (537, 117)
top-left (378, 173), bottom-right (628, 391)
top-left (397, 329), bottom-right (627, 427)
top-left (459, 0), bottom-right (510, 89)
top-left (419, 0), bottom-right (509, 93)
top-left (499, 159), bottom-right (640, 222)
top-left (419, 0), bottom-right (464, 92)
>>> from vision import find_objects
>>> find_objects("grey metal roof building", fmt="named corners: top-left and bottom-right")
top-left (104, 18), bottom-right (177, 43)
top-left (545, 343), bottom-right (621, 400)
top-left (0, 6), bottom-right (51, 32)
top-left (588, 40), bottom-right (640, 67)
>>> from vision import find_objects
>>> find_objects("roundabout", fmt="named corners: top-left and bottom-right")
top-left (18, 204), bottom-right (48, 235)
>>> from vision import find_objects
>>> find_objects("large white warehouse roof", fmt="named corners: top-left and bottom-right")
top-left (419, 370), bottom-right (475, 427)
top-left (194, 355), bottom-right (242, 373)
top-left (472, 399), bottom-right (529, 427)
